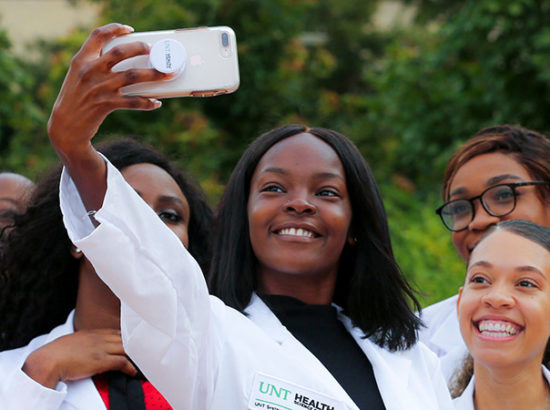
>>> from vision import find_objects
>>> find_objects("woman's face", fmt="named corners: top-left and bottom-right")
top-left (448, 153), bottom-right (550, 261)
top-left (0, 173), bottom-right (34, 229)
top-left (121, 163), bottom-right (190, 247)
top-left (457, 229), bottom-right (550, 370)
top-left (247, 133), bottom-right (352, 298)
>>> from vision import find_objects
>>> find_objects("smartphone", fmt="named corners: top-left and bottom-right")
top-left (102, 26), bottom-right (240, 98)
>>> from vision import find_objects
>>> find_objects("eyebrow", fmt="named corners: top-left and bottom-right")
top-left (134, 191), bottom-right (188, 209)
top-left (467, 260), bottom-right (492, 270)
top-left (516, 265), bottom-right (546, 279)
top-left (449, 174), bottom-right (523, 198)
top-left (260, 167), bottom-right (345, 180)
top-left (157, 195), bottom-right (188, 209)
top-left (468, 260), bottom-right (546, 278)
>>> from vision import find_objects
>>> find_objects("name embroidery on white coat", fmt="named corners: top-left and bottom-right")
top-left (248, 373), bottom-right (345, 410)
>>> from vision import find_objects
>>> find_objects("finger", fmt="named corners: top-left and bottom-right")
top-left (100, 41), bottom-right (151, 70)
top-left (120, 96), bottom-right (163, 111)
top-left (80, 23), bottom-right (135, 57)
top-left (112, 68), bottom-right (173, 88)
top-left (108, 355), bottom-right (138, 376)
top-left (90, 329), bottom-right (121, 336)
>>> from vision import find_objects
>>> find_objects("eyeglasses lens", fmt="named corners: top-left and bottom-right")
top-left (441, 200), bottom-right (471, 231)
top-left (441, 185), bottom-right (516, 231)
top-left (482, 185), bottom-right (515, 216)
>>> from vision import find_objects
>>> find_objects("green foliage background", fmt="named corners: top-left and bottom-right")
top-left (4, 0), bottom-right (550, 306)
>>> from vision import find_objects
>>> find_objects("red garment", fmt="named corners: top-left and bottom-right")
top-left (93, 373), bottom-right (172, 409)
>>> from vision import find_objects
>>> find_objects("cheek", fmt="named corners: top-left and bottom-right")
top-left (169, 225), bottom-right (189, 248)
top-left (457, 293), bottom-right (476, 337)
top-left (452, 232), bottom-right (468, 260)
top-left (528, 299), bottom-right (550, 336)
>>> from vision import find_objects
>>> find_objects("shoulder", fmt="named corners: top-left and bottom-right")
top-left (418, 295), bottom-right (463, 358)
top-left (0, 333), bottom-right (50, 366)
top-left (420, 295), bottom-right (459, 327)
top-left (452, 376), bottom-right (475, 410)
top-left (0, 314), bottom-right (74, 365)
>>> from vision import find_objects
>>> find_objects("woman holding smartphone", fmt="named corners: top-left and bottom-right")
top-left (452, 219), bottom-right (550, 409)
top-left (47, 23), bottom-right (453, 410)
top-left (419, 125), bottom-right (550, 382)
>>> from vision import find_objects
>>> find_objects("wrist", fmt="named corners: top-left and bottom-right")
top-left (22, 349), bottom-right (62, 389)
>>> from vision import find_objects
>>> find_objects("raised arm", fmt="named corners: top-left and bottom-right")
top-left (48, 23), bottom-right (168, 211)
top-left (51, 24), bottom-right (220, 409)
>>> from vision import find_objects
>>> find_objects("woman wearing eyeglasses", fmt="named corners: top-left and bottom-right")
top-left (418, 125), bottom-right (550, 383)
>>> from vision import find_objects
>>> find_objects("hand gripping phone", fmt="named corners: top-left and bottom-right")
top-left (102, 26), bottom-right (240, 98)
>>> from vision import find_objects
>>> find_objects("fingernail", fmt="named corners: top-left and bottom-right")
top-left (150, 98), bottom-right (162, 108)
top-left (123, 25), bottom-right (135, 32)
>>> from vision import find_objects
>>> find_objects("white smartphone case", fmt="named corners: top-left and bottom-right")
top-left (102, 26), bottom-right (240, 98)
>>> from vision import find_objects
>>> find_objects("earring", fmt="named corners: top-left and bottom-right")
top-left (75, 248), bottom-right (82, 254)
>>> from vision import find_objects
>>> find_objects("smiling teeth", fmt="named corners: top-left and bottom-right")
top-left (478, 320), bottom-right (520, 337)
top-left (278, 227), bottom-right (314, 238)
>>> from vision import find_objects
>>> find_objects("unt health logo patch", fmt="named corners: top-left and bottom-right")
top-left (248, 372), bottom-right (345, 410)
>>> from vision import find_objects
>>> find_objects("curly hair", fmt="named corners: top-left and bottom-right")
top-left (0, 138), bottom-right (213, 350)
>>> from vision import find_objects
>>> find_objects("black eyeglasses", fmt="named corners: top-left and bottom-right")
top-left (435, 181), bottom-right (548, 232)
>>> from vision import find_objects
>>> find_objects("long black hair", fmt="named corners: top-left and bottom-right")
top-left (208, 124), bottom-right (421, 351)
top-left (0, 138), bottom-right (213, 350)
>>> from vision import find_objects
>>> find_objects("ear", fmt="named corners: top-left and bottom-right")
top-left (70, 245), bottom-right (83, 259)
top-left (456, 287), bottom-right (463, 313)
top-left (347, 230), bottom-right (357, 246)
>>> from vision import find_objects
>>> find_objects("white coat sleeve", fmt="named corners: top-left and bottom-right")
top-left (59, 159), bottom-right (219, 409)
top-left (0, 345), bottom-right (68, 410)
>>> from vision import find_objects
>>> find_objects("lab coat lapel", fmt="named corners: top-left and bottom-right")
top-left (245, 293), bottom-right (288, 344)
top-left (428, 306), bottom-right (462, 356)
top-left (338, 312), bottom-right (412, 410)
top-left (245, 294), bottom-right (359, 409)
top-left (64, 378), bottom-right (107, 410)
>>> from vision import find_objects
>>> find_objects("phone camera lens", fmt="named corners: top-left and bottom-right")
top-left (221, 32), bottom-right (229, 47)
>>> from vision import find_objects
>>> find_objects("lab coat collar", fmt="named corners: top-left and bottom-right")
top-left (244, 293), bottom-right (287, 344)
top-left (245, 294), bottom-right (358, 408)
top-left (245, 293), bottom-right (415, 410)
top-left (428, 303), bottom-right (463, 356)
top-left (337, 311), bottom-right (412, 410)
top-left (44, 310), bottom-right (110, 409)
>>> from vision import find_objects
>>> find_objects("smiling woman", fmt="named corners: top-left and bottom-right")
top-left (452, 219), bottom-right (550, 409)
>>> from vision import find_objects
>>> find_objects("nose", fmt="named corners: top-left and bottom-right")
top-left (467, 200), bottom-right (500, 231)
top-left (284, 195), bottom-right (316, 215)
top-left (481, 285), bottom-right (515, 309)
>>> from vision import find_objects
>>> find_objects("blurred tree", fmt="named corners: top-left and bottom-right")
top-left (366, 0), bottom-right (550, 192)
top-left (14, 0), bottom-right (550, 305)
top-left (0, 27), bottom-right (47, 176)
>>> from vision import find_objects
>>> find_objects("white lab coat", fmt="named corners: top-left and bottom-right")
top-left (418, 295), bottom-right (468, 383)
top-left (59, 159), bottom-right (454, 410)
top-left (453, 366), bottom-right (550, 409)
top-left (0, 311), bottom-right (108, 410)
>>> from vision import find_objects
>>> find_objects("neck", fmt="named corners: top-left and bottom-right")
top-left (73, 259), bottom-right (120, 331)
top-left (473, 361), bottom-right (548, 410)
top-left (258, 268), bottom-right (337, 305)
